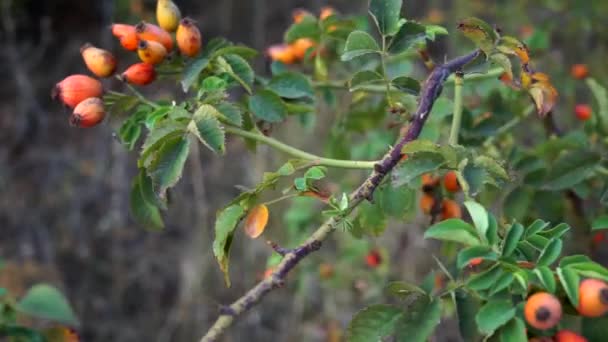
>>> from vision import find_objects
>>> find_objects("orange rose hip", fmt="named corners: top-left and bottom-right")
top-left (52, 74), bottom-right (103, 108)
top-left (137, 40), bottom-right (168, 65)
top-left (136, 22), bottom-right (173, 51)
top-left (80, 43), bottom-right (117, 78)
top-left (524, 292), bottom-right (562, 330)
top-left (70, 97), bottom-right (106, 128)
top-left (120, 63), bottom-right (156, 86)
top-left (111, 23), bottom-right (139, 51)
top-left (176, 18), bottom-right (202, 57)
top-left (577, 278), bottom-right (608, 317)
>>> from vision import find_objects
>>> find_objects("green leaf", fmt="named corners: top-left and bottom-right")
top-left (568, 261), bottom-right (608, 282)
top-left (527, 234), bottom-right (550, 251)
top-left (378, 184), bottom-right (415, 219)
top-left (392, 152), bottom-right (447, 187)
top-left (424, 219), bottom-right (481, 246)
top-left (457, 17), bottom-right (498, 57)
top-left (355, 201), bottom-right (387, 237)
top-left (304, 166), bottom-right (327, 180)
top-left (219, 54), bottom-right (255, 94)
top-left (385, 281), bottom-right (427, 299)
top-left (537, 238), bottom-right (562, 267)
top-left (475, 156), bottom-right (509, 182)
top-left (468, 265), bottom-right (503, 291)
top-left (490, 53), bottom-right (513, 79)
top-left (539, 223), bottom-right (570, 240)
top-left (16, 284), bottom-right (78, 326)
top-left (475, 300), bottom-right (516, 335)
top-left (188, 105), bottom-right (225, 154)
top-left (586, 78), bottom-right (608, 133)
top-left (489, 273), bottom-right (514, 296)
top-left (119, 119), bottom-right (142, 151)
top-left (346, 304), bottom-right (403, 342)
top-left (388, 21), bottom-right (427, 53)
top-left (456, 289), bottom-right (481, 342)
top-left (503, 187), bottom-right (534, 222)
top-left (349, 70), bottom-right (384, 91)
top-left (534, 266), bottom-right (556, 293)
top-left (557, 267), bottom-right (580, 307)
top-left (425, 25), bottom-right (448, 41)
top-left (201, 76), bottom-right (228, 92)
top-left (285, 15), bottom-right (320, 43)
top-left (249, 90), bottom-right (287, 123)
top-left (212, 45), bottom-right (258, 60)
top-left (464, 201), bottom-right (489, 240)
top-left (391, 76), bottom-right (421, 95)
top-left (499, 318), bottom-right (527, 342)
top-left (267, 72), bottom-right (314, 99)
top-left (216, 102), bottom-right (243, 127)
top-left (456, 246), bottom-right (497, 269)
top-left (369, 0), bottom-right (403, 36)
top-left (181, 57), bottom-right (210, 92)
top-left (130, 172), bottom-right (164, 230)
top-left (147, 136), bottom-right (191, 195)
top-left (213, 204), bottom-right (246, 287)
top-left (139, 120), bottom-right (187, 168)
top-left (592, 216), bottom-right (608, 231)
top-left (526, 219), bottom-right (550, 237)
top-left (502, 223), bottom-right (524, 257)
top-left (394, 296), bottom-right (442, 342)
top-left (341, 31), bottom-right (381, 61)
top-left (487, 214), bottom-right (499, 246)
top-left (543, 150), bottom-right (601, 190)
top-left (461, 162), bottom-right (486, 196)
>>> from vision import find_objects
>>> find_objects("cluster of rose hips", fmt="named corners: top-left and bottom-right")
top-left (266, 7), bottom-right (335, 64)
top-left (524, 278), bottom-right (608, 341)
top-left (570, 64), bottom-right (592, 122)
top-left (51, 0), bottom-right (201, 128)
top-left (419, 171), bottom-right (462, 221)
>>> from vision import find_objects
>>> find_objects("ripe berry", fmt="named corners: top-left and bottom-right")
top-left (80, 43), bottom-right (117, 78)
top-left (267, 44), bottom-right (296, 64)
top-left (136, 22), bottom-right (173, 51)
top-left (440, 199), bottom-right (462, 220)
top-left (419, 194), bottom-right (435, 215)
top-left (176, 18), bottom-right (202, 57)
top-left (111, 23), bottom-right (139, 51)
top-left (70, 97), bottom-right (106, 128)
top-left (365, 250), bottom-right (382, 268)
top-left (577, 278), bottom-right (608, 317)
top-left (292, 8), bottom-right (312, 23)
top-left (52, 75), bottom-right (103, 108)
top-left (524, 292), bottom-right (562, 330)
top-left (320, 6), bottom-right (335, 20)
top-left (555, 330), bottom-right (588, 342)
top-left (443, 171), bottom-right (460, 193)
top-left (575, 104), bottom-right (592, 121)
top-left (468, 257), bottom-right (483, 267)
top-left (421, 174), bottom-right (440, 193)
top-left (137, 40), bottom-right (168, 65)
top-left (120, 63), bottom-right (156, 86)
top-left (290, 38), bottom-right (316, 60)
top-left (570, 64), bottom-right (589, 80)
top-left (156, 0), bottom-right (181, 32)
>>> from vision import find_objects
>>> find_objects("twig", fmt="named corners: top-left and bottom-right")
top-left (199, 49), bottom-right (481, 342)
top-left (449, 72), bottom-right (464, 145)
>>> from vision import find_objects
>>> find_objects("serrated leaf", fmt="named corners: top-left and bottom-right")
top-left (369, 0), bottom-right (403, 36)
top-left (534, 266), bottom-right (556, 293)
top-left (349, 70), bottom-right (384, 91)
top-left (499, 317), bottom-right (527, 342)
top-left (220, 54), bottom-right (254, 94)
top-left (147, 136), bottom-right (190, 195)
top-left (181, 57), bottom-right (210, 92)
top-left (502, 223), bottom-right (524, 257)
top-left (457, 17), bottom-right (499, 57)
top-left (17, 284), bottom-right (78, 326)
top-left (388, 21), bottom-right (427, 53)
top-left (464, 201), bottom-right (489, 240)
top-left (213, 204), bottom-right (246, 287)
top-left (456, 246), bottom-right (497, 269)
top-left (537, 238), bottom-right (562, 267)
top-left (188, 105), bottom-right (225, 154)
top-left (130, 172), bottom-right (164, 230)
top-left (394, 296), bottom-right (442, 342)
top-left (543, 150), bottom-right (601, 190)
top-left (424, 219), bottom-right (481, 246)
top-left (346, 304), bottom-right (403, 342)
top-left (249, 90), bottom-right (287, 123)
top-left (456, 289), bottom-right (481, 342)
top-left (341, 31), bottom-right (381, 61)
top-left (391, 76), bottom-right (421, 95)
top-left (557, 267), bottom-right (580, 307)
top-left (139, 120), bottom-right (187, 168)
top-left (216, 102), bottom-right (243, 127)
top-left (475, 300), bottom-right (516, 335)
top-left (212, 45), bottom-right (258, 59)
top-left (267, 72), bottom-right (314, 99)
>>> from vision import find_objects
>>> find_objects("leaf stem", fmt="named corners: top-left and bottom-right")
top-left (119, 77), bottom-right (160, 109)
top-left (263, 194), bottom-right (298, 206)
top-left (449, 72), bottom-right (464, 145)
top-left (224, 126), bottom-right (378, 170)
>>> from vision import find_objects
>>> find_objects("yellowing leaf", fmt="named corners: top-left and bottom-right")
top-left (457, 17), bottom-right (499, 57)
top-left (244, 204), bottom-right (269, 239)
top-left (497, 36), bottom-right (530, 64)
top-left (529, 81), bottom-right (558, 117)
top-left (44, 327), bottom-right (80, 342)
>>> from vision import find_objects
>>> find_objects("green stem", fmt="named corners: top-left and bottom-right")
top-left (121, 79), bottom-right (160, 109)
top-left (224, 127), bottom-right (377, 170)
top-left (449, 73), bottom-right (464, 145)
top-left (263, 194), bottom-right (298, 206)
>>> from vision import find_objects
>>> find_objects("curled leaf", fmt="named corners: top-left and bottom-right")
top-left (528, 80), bottom-right (558, 117)
top-left (457, 17), bottom-right (499, 57)
top-left (244, 204), bottom-right (269, 239)
top-left (497, 36), bottom-right (530, 64)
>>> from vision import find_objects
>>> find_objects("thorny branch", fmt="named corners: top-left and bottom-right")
top-left (199, 49), bottom-right (481, 342)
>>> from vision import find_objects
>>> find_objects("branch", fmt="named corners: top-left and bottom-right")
top-left (199, 49), bottom-right (481, 342)
top-left (225, 127), bottom-right (378, 170)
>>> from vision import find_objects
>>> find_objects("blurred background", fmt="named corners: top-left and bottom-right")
top-left (1, 0), bottom-right (607, 341)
